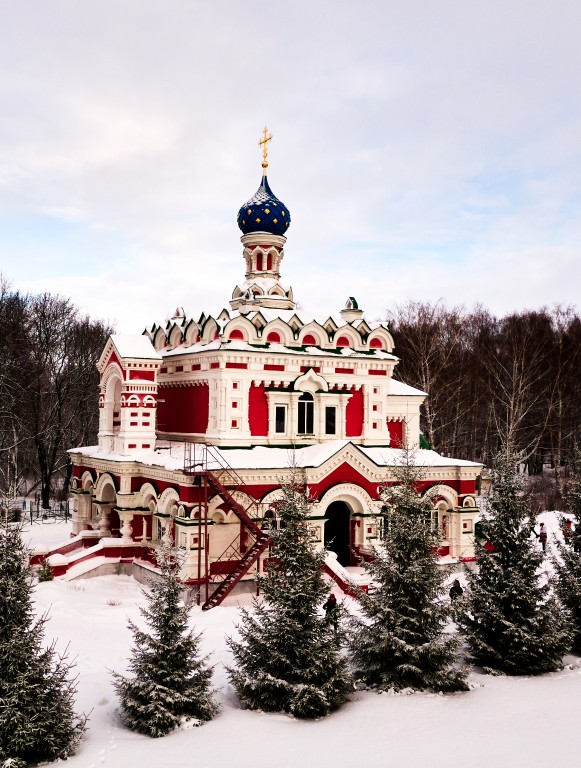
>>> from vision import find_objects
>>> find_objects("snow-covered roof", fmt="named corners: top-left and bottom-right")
top-left (70, 440), bottom-right (482, 473)
top-left (229, 306), bottom-right (387, 331)
top-left (111, 334), bottom-right (162, 360)
top-left (235, 277), bottom-right (290, 293)
top-left (162, 338), bottom-right (397, 361)
top-left (358, 446), bottom-right (482, 469)
top-left (149, 305), bottom-right (390, 337)
top-left (388, 379), bottom-right (428, 397)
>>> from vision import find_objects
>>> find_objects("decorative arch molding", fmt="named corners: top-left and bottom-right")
top-left (81, 470), bottom-right (95, 492)
top-left (152, 327), bottom-right (167, 351)
top-left (334, 326), bottom-right (360, 348)
top-left (207, 495), bottom-right (237, 523)
top-left (262, 319), bottom-right (294, 345)
top-left (318, 482), bottom-right (374, 516)
top-left (293, 368), bottom-right (329, 394)
top-left (260, 488), bottom-right (285, 507)
top-left (184, 320), bottom-right (200, 346)
top-left (158, 487), bottom-right (180, 515)
top-left (168, 325), bottom-right (184, 348)
top-left (227, 489), bottom-right (257, 517)
top-left (94, 472), bottom-right (118, 502)
top-left (138, 482), bottom-right (158, 508)
top-left (102, 363), bottom-right (124, 390)
top-left (224, 316), bottom-right (256, 342)
top-left (200, 317), bottom-right (219, 343)
top-left (211, 509), bottom-right (227, 524)
top-left (300, 322), bottom-right (327, 346)
top-left (425, 484), bottom-right (458, 508)
top-left (367, 328), bottom-right (395, 353)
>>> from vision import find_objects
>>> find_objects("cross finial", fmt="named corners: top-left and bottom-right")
top-left (258, 126), bottom-right (273, 174)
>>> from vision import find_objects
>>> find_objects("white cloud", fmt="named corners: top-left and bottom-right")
top-left (1, 0), bottom-right (580, 331)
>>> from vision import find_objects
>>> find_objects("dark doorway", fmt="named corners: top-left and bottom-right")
top-left (324, 501), bottom-right (351, 566)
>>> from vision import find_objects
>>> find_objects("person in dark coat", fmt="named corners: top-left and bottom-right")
top-left (449, 579), bottom-right (463, 601)
top-left (534, 521), bottom-right (548, 553)
top-left (323, 593), bottom-right (339, 631)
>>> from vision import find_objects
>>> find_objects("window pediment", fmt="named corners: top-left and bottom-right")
top-left (293, 369), bottom-right (329, 393)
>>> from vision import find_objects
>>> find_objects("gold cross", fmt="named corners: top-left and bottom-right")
top-left (258, 126), bottom-right (273, 173)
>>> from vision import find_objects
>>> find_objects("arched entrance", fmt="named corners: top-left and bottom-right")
top-left (324, 501), bottom-right (351, 566)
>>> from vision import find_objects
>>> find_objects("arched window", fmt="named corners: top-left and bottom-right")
top-left (267, 331), bottom-right (281, 343)
top-left (297, 392), bottom-right (314, 434)
top-left (336, 336), bottom-right (350, 347)
top-left (229, 329), bottom-right (245, 340)
top-left (104, 375), bottom-right (122, 435)
top-left (256, 253), bottom-right (263, 271)
top-left (302, 334), bottom-right (317, 345)
top-left (369, 337), bottom-right (384, 349)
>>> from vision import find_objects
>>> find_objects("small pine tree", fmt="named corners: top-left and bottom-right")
top-left (112, 543), bottom-right (216, 737)
top-left (459, 452), bottom-right (572, 675)
top-left (37, 558), bottom-right (54, 582)
top-left (0, 520), bottom-right (86, 767)
top-left (349, 451), bottom-right (468, 692)
top-left (554, 456), bottom-right (581, 652)
top-left (227, 472), bottom-right (352, 718)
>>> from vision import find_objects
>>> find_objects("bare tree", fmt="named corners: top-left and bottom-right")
top-left (546, 307), bottom-right (581, 490)
top-left (0, 278), bottom-right (30, 497)
top-left (19, 293), bottom-right (111, 507)
top-left (387, 301), bottom-right (478, 455)
top-left (487, 310), bottom-right (553, 462)
top-left (387, 301), bottom-right (581, 477)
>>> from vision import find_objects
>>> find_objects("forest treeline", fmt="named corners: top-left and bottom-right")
top-left (0, 280), bottom-right (111, 508)
top-left (389, 302), bottom-right (581, 487)
top-left (1, 279), bottom-right (580, 506)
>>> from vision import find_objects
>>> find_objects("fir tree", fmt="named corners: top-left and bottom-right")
top-left (36, 558), bottom-right (54, 582)
top-left (349, 451), bottom-right (468, 692)
top-left (227, 473), bottom-right (352, 718)
top-left (459, 452), bottom-right (572, 674)
top-left (554, 455), bottom-right (581, 652)
top-left (112, 543), bottom-right (216, 737)
top-left (0, 520), bottom-right (86, 768)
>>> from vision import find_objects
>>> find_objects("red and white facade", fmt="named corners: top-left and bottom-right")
top-left (48, 172), bottom-right (482, 605)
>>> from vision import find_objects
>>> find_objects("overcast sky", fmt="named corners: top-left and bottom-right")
top-left (1, 0), bottom-right (580, 332)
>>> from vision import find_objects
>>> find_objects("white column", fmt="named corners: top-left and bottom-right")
top-left (99, 504), bottom-right (111, 537)
top-left (119, 512), bottom-right (134, 543)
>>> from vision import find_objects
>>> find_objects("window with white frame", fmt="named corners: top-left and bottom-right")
top-left (325, 406), bottom-right (336, 435)
top-left (275, 404), bottom-right (287, 434)
top-left (297, 392), bottom-right (314, 434)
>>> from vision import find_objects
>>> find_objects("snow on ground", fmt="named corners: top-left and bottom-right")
top-left (21, 519), bottom-right (73, 551)
top-left (23, 513), bottom-right (581, 768)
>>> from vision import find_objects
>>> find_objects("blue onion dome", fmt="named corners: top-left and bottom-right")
top-left (237, 175), bottom-right (291, 236)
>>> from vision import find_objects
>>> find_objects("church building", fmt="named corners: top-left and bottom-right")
top-left (41, 132), bottom-right (482, 608)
